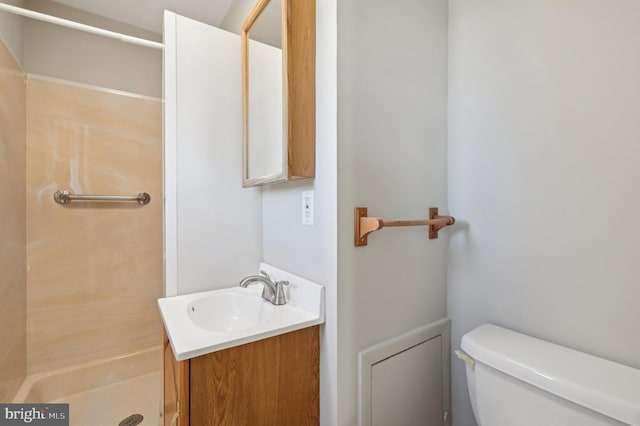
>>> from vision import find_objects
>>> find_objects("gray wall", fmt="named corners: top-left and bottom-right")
top-left (221, 0), bottom-right (281, 52)
top-left (447, 1), bottom-right (640, 425)
top-left (0, 0), bottom-right (25, 66)
top-left (337, 0), bottom-right (449, 424)
top-left (220, 0), bottom-right (255, 33)
top-left (23, 0), bottom-right (161, 97)
top-left (222, 1), bottom-right (340, 424)
top-left (260, 0), bottom-right (339, 421)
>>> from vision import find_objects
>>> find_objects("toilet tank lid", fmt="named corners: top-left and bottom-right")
top-left (461, 324), bottom-right (640, 426)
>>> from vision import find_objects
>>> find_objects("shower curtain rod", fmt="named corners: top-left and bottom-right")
top-left (0, 2), bottom-right (164, 50)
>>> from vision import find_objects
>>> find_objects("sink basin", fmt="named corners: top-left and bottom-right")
top-left (158, 263), bottom-right (325, 360)
top-left (187, 292), bottom-right (274, 332)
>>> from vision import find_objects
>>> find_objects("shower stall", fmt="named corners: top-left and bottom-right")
top-left (0, 3), bottom-right (164, 425)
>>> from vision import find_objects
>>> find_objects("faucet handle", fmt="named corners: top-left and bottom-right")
top-left (259, 270), bottom-right (272, 281)
top-left (274, 280), bottom-right (289, 304)
top-left (276, 280), bottom-right (289, 288)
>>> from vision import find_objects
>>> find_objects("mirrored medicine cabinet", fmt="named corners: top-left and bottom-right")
top-left (241, 0), bottom-right (316, 187)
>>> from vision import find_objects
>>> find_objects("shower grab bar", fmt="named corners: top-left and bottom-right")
top-left (54, 190), bottom-right (151, 205)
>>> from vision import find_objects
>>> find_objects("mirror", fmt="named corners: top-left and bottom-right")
top-left (241, 0), bottom-right (316, 187)
top-left (243, 0), bottom-right (285, 185)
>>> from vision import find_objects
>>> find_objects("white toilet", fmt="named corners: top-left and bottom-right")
top-left (456, 324), bottom-right (640, 426)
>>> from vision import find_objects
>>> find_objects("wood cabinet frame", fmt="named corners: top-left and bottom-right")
top-left (241, 0), bottom-right (316, 187)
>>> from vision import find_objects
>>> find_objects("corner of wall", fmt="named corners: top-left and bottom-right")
top-left (219, 0), bottom-right (256, 35)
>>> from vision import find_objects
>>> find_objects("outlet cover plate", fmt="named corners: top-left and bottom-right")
top-left (302, 190), bottom-right (314, 225)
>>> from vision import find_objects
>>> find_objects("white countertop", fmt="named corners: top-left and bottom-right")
top-left (158, 263), bottom-right (325, 361)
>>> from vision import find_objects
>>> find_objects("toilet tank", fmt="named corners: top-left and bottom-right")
top-left (459, 324), bottom-right (640, 426)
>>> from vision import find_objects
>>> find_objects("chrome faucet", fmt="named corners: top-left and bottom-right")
top-left (238, 270), bottom-right (289, 305)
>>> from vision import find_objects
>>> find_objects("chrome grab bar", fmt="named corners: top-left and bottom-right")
top-left (54, 190), bottom-right (150, 205)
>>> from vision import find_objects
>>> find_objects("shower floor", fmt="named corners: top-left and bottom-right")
top-left (13, 346), bottom-right (163, 426)
top-left (51, 370), bottom-right (161, 426)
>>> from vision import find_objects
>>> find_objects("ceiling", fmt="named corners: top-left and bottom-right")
top-left (52, 0), bottom-right (236, 34)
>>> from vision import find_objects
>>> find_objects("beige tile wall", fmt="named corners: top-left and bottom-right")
top-left (26, 77), bottom-right (163, 373)
top-left (0, 40), bottom-right (27, 402)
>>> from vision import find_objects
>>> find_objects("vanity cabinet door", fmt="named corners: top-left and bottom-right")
top-left (190, 326), bottom-right (320, 425)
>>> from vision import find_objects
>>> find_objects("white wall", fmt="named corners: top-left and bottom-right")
top-left (163, 12), bottom-right (262, 296)
top-left (447, 1), bottom-right (640, 425)
top-left (0, 0), bottom-right (24, 66)
top-left (337, 0), bottom-right (449, 424)
top-left (23, 0), bottom-right (161, 97)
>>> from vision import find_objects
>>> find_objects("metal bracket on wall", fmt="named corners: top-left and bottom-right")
top-left (354, 207), bottom-right (455, 247)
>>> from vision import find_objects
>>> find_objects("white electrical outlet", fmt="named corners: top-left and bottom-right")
top-left (302, 190), bottom-right (314, 225)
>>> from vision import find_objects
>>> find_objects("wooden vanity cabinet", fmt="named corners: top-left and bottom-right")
top-left (164, 326), bottom-right (320, 426)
